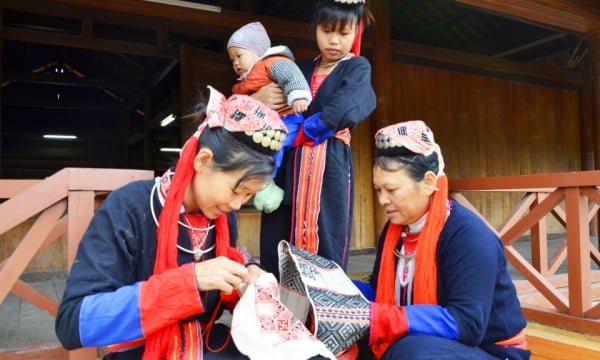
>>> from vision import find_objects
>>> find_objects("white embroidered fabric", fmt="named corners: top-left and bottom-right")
top-left (231, 272), bottom-right (335, 360)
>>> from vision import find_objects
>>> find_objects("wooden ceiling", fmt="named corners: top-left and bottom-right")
top-left (1, 0), bottom-right (598, 178)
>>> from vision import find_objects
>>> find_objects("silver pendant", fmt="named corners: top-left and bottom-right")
top-left (193, 245), bottom-right (203, 262)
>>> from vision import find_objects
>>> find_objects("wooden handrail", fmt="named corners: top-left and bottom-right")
top-left (0, 168), bottom-right (154, 360)
top-left (450, 171), bottom-right (600, 335)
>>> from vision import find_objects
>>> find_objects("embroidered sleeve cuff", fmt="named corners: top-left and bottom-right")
top-left (139, 263), bottom-right (204, 336)
top-left (369, 302), bottom-right (408, 345)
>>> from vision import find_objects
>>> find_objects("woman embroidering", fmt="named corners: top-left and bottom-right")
top-left (353, 120), bottom-right (531, 360)
top-left (55, 86), bottom-right (288, 359)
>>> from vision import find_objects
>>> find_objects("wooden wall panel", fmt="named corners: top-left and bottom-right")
top-left (368, 62), bottom-right (581, 231)
top-left (350, 118), bottom-right (376, 250)
top-left (235, 211), bottom-right (261, 257)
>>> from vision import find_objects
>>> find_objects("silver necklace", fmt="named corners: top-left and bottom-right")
top-left (315, 53), bottom-right (351, 68)
top-left (149, 180), bottom-right (216, 260)
top-left (183, 215), bottom-right (213, 262)
top-left (395, 244), bottom-right (416, 306)
top-left (395, 245), bottom-right (416, 287)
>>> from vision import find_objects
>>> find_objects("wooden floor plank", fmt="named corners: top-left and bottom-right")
top-left (0, 343), bottom-right (68, 360)
top-left (526, 322), bottom-right (600, 360)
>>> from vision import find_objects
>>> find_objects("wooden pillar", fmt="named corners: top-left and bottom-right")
top-left (369, 0), bottom-right (394, 131)
top-left (589, 30), bottom-right (600, 239)
top-left (579, 56), bottom-right (594, 171)
top-left (368, 0), bottom-right (394, 238)
top-left (589, 30), bottom-right (600, 171)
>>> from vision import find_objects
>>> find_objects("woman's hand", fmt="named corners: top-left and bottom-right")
top-left (246, 263), bottom-right (266, 281)
top-left (252, 82), bottom-right (288, 112)
top-left (194, 256), bottom-right (250, 295)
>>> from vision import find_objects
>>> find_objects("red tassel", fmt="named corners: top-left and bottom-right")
top-left (155, 135), bottom-right (199, 274)
top-left (351, 19), bottom-right (364, 56)
top-left (144, 135), bottom-right (199, 360)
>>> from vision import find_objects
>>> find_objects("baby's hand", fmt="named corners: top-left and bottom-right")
top-left (292, 99), bottom-right (309, 114)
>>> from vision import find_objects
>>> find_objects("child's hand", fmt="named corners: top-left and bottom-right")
top-left (292, 99), bottom-right (308, 114)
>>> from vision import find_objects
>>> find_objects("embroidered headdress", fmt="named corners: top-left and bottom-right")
top-left (374, 120), bottom-right (445, 175)
top-left (372, 120), bottom-right (449, 357)
top-left (205, 85), bottom-right (287, 155)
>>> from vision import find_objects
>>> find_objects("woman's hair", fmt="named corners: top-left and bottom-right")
top-left (198, 128), bottom-right (274, 188)
top-left (374, 151), bottom-right (439, 182)
top-left (313, 0), bottom-right (374, 30)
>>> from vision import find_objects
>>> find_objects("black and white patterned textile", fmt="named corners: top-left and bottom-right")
top-left (278, 240), bottom-right (371, 355)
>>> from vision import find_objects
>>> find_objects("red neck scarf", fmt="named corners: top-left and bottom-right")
top-left (143, 134), bottom-right (244, 359)
top-left (372, 174), bottom-right (449, 358)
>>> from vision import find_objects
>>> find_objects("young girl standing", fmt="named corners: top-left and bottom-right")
top-left (258, 0), bottom-right (376, 277)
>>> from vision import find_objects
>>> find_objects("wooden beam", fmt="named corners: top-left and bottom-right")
top-left (2, 97), bottom-right (123, 111)
top-left (455, 0), bottom-right (600, 35)
top-left (0, 26), bottom-right (178, 58)
top-left (2, 0), bottom-right (235, 49)
top-left (49, 0), bottom-right (313, 41)
top-left (391, 39), bottom-right (582, 87)
top-left (493, 32), bottom-right (568, 57)
top-left (3, 70), bottom-right (143, 89)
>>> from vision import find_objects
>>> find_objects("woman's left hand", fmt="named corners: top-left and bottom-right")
top-left (246, 263), bottom-right (266, 281)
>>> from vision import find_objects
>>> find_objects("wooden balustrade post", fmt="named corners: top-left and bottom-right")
top-left (564, 187), bottom-right (592, 317)
top-left (530, 193), bottom-right (549, 274)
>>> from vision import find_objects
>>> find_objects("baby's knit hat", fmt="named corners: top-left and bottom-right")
top-left (227, 22), bottom-right (271, 56)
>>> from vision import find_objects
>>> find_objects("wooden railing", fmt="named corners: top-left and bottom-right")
top-left (449, 171), bottom-right (600, 336)
top-left (2, 168), bottom-right (600, 357)
top-left (0, 168), bottom-right (154, 360)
